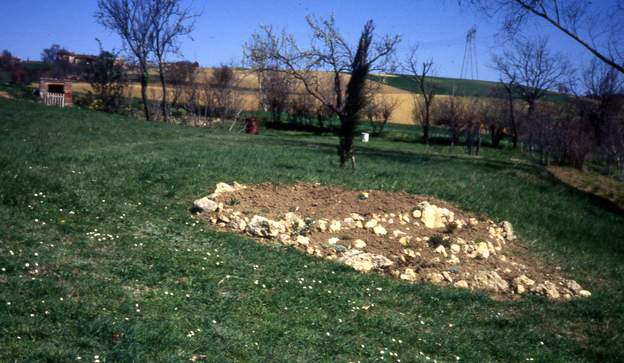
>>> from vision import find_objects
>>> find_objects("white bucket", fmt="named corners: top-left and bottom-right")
top-left (361, 132), bottom-right (369, 142)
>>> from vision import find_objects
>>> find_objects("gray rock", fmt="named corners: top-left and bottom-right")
top-left (372, 225), bottom-right (387, 236)
top-left (400, 268), bottom-right (418, 281)
top-left (353, 239), bottom-right (367, 249)
top-left (472, 270), bottom-right (509, 292)
top-left (192, 197), bottom-right (218, 213)
top-left (418, 201), bottom-right (454, 229)
top-left (245, 215), bottom-right (286, 238)
top-left (501, 221), bottom-right (515, 241)
top-left (338, 249), bottom-right (393, 273)
top-left (427, 272), bottom-right (445, 284)
top-left (283, 212), bottom-right (306, 232)
top-left (564, 279), bottom-right (583, 294)
top-left (531, 281), bottom-right (560, 299)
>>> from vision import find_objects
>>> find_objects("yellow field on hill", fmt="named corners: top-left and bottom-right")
top-left (72, 68), bottom-right (476, 125)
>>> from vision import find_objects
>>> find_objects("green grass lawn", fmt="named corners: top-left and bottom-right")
top-left (1, 97), bottom-right (623, 362)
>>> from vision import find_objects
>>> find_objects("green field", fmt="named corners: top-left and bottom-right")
top-left (371, 74), bottom-right (568, 102)
top-left (1, 97), bottom-right (623, 361)
top-left (370, 74), bottom-right (503, 97)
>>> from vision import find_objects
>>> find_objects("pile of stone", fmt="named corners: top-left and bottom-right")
top-left (192, 182), bottom-right (591, 300)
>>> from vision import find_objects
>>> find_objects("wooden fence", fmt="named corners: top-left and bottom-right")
top-left (43, 93), bottom-right (65, 107)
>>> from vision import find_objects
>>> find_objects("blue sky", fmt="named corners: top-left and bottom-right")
top-left (0, 0), bottom-right (604, 81)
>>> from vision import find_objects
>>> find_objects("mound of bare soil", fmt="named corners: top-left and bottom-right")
top-left (192, 182), bottom-right (591, 300)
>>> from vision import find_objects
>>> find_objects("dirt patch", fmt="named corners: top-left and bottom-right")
top-left (193, 182), bottom-right (591, 300)
top-left (0, 91), bottom-right (13, 99)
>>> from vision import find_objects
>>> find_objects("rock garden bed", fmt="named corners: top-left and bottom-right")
top-left (192, 182), bottom-right (591, 300)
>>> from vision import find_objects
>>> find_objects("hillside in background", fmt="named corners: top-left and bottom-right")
top-left (370, 73), bottom-right (503, 97)
top-left (370, 73), bottom-right (568, 102)
top-left (10, 62), bottom-right (569, 124)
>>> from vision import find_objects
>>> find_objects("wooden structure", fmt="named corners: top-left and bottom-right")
top-left (39, 78), bottom-right (73, 107)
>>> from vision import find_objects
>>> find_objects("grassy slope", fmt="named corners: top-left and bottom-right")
top-left (547, 166), bottom-right (624, 211)
top-left (370, 74), bottom-right (502, 97)
top-left (0, 98), bottom-right (623, 362)
top-left (371, 74), bottom-right (568, 103)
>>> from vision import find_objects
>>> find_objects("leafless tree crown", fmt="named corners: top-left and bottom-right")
top-left (462, 0), bottom-right (624, 74)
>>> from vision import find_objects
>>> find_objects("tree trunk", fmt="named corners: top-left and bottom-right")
top-left (140, 62), bottom-right (151, 121)
top-left (423, 120), bottom-right (430, 144)
top-left (491, 125), bottom-right (505, 147)
top-left (423, 103), bottom-right (431, 145)
top-left (476, 124), bottom-right (481, 155)
top-left (157, 59), bottom-right (168, 123)
top-left (379, 118), bottom-right (389, 135)
top-left (338, 114), bottom-right (355, 169)
top-left (505, 85), bottom-right (517, 148)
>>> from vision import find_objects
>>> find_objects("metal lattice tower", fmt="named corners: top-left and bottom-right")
top-left (460, 26), bottom-right (479, 80)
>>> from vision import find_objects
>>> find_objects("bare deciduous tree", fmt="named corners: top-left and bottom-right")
top-left (246, 15), bottom-right (400, 169)
top-left (41, 44), bottom-right (72, 78)
top-left (201, 64), bottom-right (247, 128)
top-left (244, 31), bottom-right (291, 124)
top-left (493, 38), bottom-right (571, 117)
top-left (436, 95), bottom-right (463, 147)
top-left (166, 60), bottom-right (198, 109)
top-left (261, 70), bottom-right (291, 123)
top-left (379, 97), bottom-right (401, 133)
top-left (463, 99), bottom-right (482, 155)
top-left (149, 0), bottom-right (196, 122)
top-left (482, 87), bottom-right (511, 148)
top-left (96, 0), bottom-right (156, 120)
top-left (405, 49), bottom-right (436, 144)
top-left (86, 46), bottom-right (128, 113)
top-left (498, 72), bottom-right (520, 148)
top-left (462, 0), bottom-right (624, 74)
top-left (580, 58), bottom-right (624, 175)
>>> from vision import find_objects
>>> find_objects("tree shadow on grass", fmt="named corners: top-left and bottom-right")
top-left (255, 136), bottom-right (624, 220)
top-left (257, 136), bottom-right (540, 174)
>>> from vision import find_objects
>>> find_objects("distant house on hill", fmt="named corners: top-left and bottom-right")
top-left (39, 77), bottom-right (73, 107)
top-left (57, 50), bottom-right (96, 65)
top-left (0, 54), bottom-right (20, 67)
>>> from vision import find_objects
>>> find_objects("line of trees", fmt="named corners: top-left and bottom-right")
top-left (95, 0), bottom-right (197, 122)
top-left (5, 2), bottom-right (622, 174)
